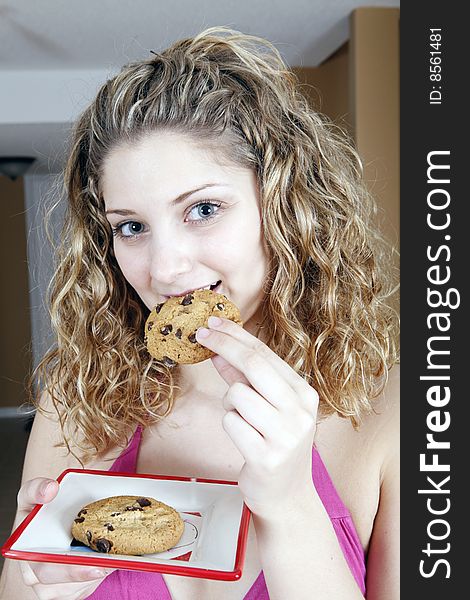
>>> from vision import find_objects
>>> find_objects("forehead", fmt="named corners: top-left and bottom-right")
top-left (104, 130), bottom-right (243, 173)
top-left (101, 131), bottom-right (255, 206)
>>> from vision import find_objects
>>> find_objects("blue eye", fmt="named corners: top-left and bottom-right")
top-left (187, 202), bottom-right (221, 222)
top-left (113, 221), bottom-right (145, 238)
top-left (111, 201), bottom-right (222, 240)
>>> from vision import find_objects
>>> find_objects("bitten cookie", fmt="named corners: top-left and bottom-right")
top-left (71, 495), bottom-right (184, 555)
top-left (144, 289), bottom-right (242, 366)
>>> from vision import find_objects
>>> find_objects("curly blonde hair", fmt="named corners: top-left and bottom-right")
top-left (34, 27), bottom-right (399, 464)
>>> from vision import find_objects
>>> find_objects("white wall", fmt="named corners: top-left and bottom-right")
top-left (23, 174), bottom-right (66, 371)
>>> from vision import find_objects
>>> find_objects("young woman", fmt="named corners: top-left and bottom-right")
top-left (0, 28), bottom-right (399, 600)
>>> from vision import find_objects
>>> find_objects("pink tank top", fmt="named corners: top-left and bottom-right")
top-left (87, 426), bottom-right (366, 599)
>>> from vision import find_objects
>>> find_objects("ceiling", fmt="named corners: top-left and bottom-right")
top-left (0, 0), bottom-right (399, 174)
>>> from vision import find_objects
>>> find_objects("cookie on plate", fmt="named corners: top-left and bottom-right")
top-left (71, 495), bottom-right (184, 555)
top-left (144, 289), bottom-right (242, 366)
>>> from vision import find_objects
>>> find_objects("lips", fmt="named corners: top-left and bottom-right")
top-left (163, 280), bottom-right (222, 299)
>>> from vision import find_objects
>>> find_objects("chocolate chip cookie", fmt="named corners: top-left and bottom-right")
top-left (71, 495), bottom-right (184, 555)
top-left (144, 289), bottom-right (242, 365)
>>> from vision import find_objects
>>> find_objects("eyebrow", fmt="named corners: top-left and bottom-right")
top-left (105, 183), bottom-right (228, 216)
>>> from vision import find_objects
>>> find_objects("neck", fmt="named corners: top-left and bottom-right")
top-left (177, 359), bottom-right (229, 398)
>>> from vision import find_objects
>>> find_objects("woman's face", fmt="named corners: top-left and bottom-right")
top-left (102, 131), bottom-right (269, 333)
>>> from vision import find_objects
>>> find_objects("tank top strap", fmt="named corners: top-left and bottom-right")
top-left (311, 445), bottom-right (351, 519)
top-left (108, 425), bottom-right (143, 473)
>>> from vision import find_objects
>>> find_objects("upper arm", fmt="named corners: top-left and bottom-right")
top-left (0, 393), bottom-right (80, 597)
top-left (20, 391), bottom-right (80, 486)
top-left (364, 366), bottom-right (400, 599)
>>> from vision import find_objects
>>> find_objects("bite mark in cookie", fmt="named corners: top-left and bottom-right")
top-left (145, 289), bottom-right (242, 365)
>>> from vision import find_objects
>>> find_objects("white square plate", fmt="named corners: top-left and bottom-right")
top-left (1, 469), bottom-right (251, 581)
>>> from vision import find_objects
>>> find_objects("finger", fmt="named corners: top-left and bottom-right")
top-left (31, 583), bottom-right (100, 600)
top-left (201, 317), bottom-right (319, 412)
top-left (197, 326), bottom-right (295, 409)
top-left (23, 560), bottom-right (112, 585)
top-left (211, 354), bottom-right (251, 387)
top-left (204, 317), bottom-right (311, 396)
top-left (19, 560), bottom-right (40, 587)
top-left (222, 410), bottom-right (265, 460)
top-left (224, 382), bottom-right (280, 438)
top-left (17, 478), bottom-right (59, 512)
top-left (26, 578), bottom-right (104, 600)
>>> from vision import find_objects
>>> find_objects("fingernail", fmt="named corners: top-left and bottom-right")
top-left (89, 568), bottom-right (109, 579)
top-left (208, 316), bottom-right (222, 327)
top-left (196, 327), bottom-right (210, 340)
top-left (40, 480), bottom-right (56, 496)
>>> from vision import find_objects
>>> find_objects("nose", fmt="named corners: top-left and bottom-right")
top-left (149, 231), bottom-right (193, 287)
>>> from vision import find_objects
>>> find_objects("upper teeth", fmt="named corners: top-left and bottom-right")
top-left (199, 281), bottom-right (219, 291)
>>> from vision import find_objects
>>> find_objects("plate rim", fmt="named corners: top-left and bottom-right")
top-left (1, 468), bottom-right (251, 581)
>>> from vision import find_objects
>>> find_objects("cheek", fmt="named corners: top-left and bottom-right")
top-left (201, 224), bottom-right (244, 271)
top-left (205, 217), bottom-right (268, 283)
top-left (114, 245), bottom-right (148, 289)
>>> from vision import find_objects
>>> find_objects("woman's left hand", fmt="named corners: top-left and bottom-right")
top-left (196, 316), bottom-right (319, 519)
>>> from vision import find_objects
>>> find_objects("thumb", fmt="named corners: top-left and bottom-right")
top-left (17, 477), bottom-right (59, 512)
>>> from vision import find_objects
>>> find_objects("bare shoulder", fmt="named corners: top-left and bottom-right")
top-left (317, 363), bottom-right (399, 464)
top-left (23, 390), bottom-right (126, 486)
top-left (314, 364), bottom-right (399, 554)
top-left (373, 362), bottom-right (399, 422)
top-left (364, 364), bottom-right (400, 598)
top-left (22, 386), bottom-right (122, 482)
top-left (361, 363), bottom-right (400, 473)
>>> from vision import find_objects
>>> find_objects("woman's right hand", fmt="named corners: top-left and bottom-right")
top-left (15, 477), bottom-right (114, 600)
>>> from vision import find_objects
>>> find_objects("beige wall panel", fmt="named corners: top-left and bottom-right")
top-left (350, 7), bottom-right (400, 250)
top-left (293, 43), bottom-right (351, 133)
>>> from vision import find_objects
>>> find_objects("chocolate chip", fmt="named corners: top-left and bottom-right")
top-left (175, 328), bottom-right (182, 339)
top-left (96, 538), bottom-right (113, 553)
top-left (78, 509), bottom-right (88, 517)
top-left (188, 333), bottom-right (197, 343)
top-left (147, 321), bottom-right (154, 331)
top-left (155, 303), bottom-right (164, 313)
top-left (125, 506), bottom-right (143, 511)
top-left (110, 512), bottom-right (121, 517)
top-left (70, 538), bottom-right (86, 547)
top-left (136, 497), bottom-right (151, 507)
top-left (74, 517), bottom-right (85, 523)
top-left (181, 294), bottom-right (194, 306)
top-left (104, 523), bottom-right (115, 531)
top-left (162, 356), bottom-right (177, 367)
top-left (86, 530), bottom-right (92, 542)
top-left (160, 324), bottom-right (172, 335)
top-left (215, 303), bottom-right (225, 310)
